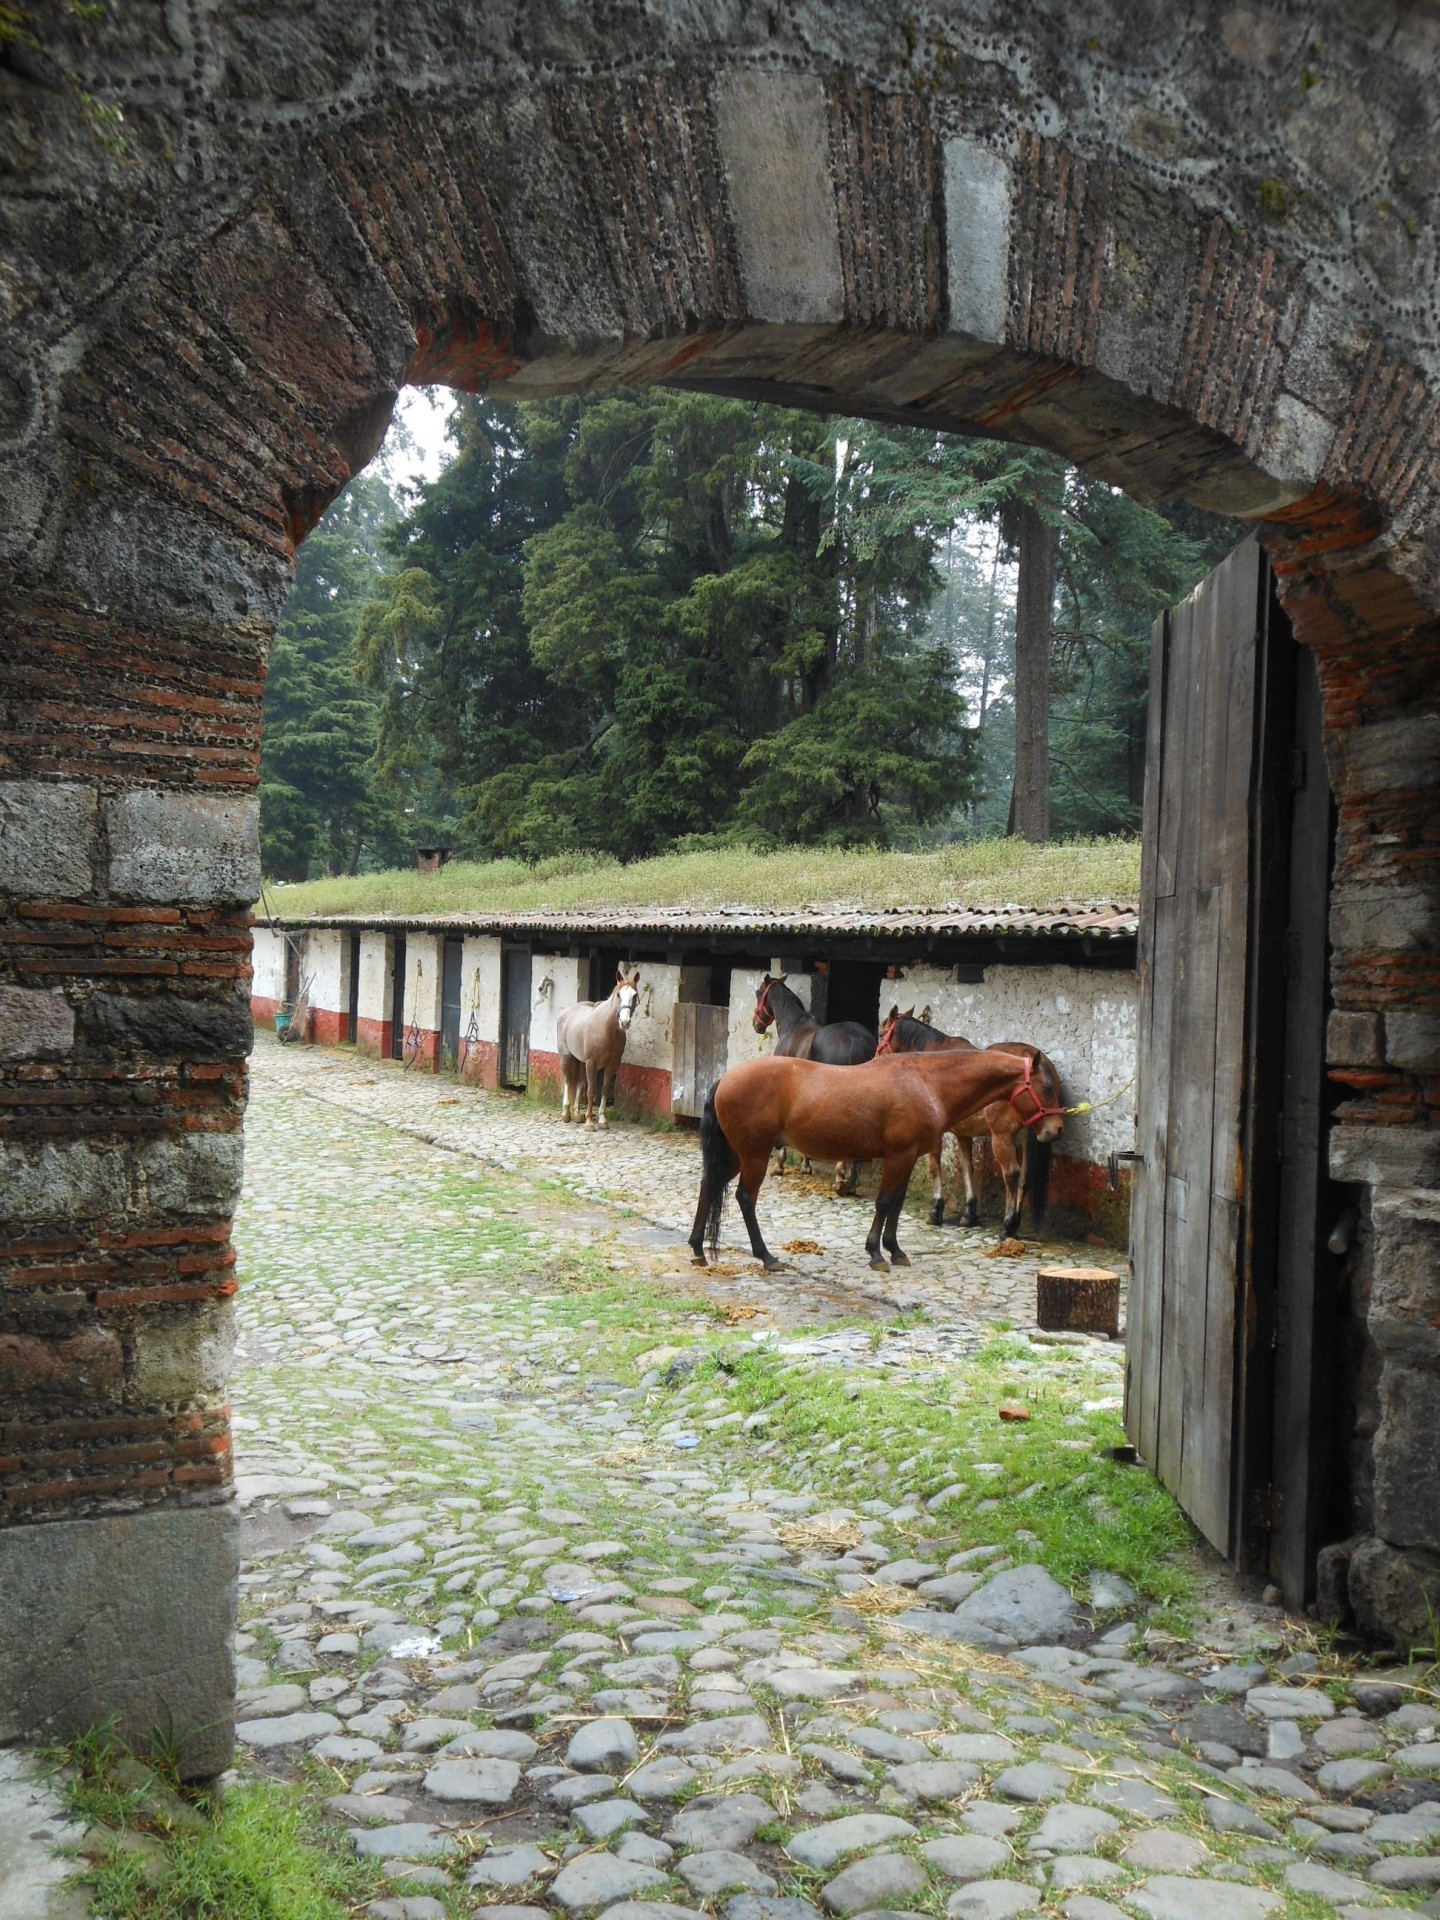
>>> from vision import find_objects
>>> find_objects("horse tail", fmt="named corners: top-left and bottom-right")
top-left (1025, 1131), bottom-right (1052, 1230)
top-left (699, 1081), bottom-right (739, 1250)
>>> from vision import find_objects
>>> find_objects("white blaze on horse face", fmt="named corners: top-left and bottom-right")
top-left (617, 984), bottom-right (639, 1029)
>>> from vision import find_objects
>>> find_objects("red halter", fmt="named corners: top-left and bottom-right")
top-left (753, 978), bottom-right (777, 1032)
top-left (875, 1020), bottom-right (898, 1056)
top-left (1009, 1052), bottom-right (1063, 1128)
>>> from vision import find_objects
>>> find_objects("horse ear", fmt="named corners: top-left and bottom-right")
top-left (885, 1004), bottom-right (898, 1022)
top-left (902, 1005), bottom-right (915, 1020)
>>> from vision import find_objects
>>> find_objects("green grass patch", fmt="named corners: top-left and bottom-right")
top-left (688, 1343), bottom-right (1194, 1610)
top-left (65, 1730), bottom-right (380, 1920)
top-left (265, 836), bottom-right (1140, 922)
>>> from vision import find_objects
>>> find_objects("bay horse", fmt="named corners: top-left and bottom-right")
top-left (877, 1007), bottom-right (1064, 1235)
top-left (689, 1047), bottom-right (1049, 1272)
top-left (752, 974), bottom-right (876, 1193)
top-left (557, 969), bottom-right (640, 1130)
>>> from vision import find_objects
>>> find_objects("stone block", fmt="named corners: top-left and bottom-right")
top-left (130, 1303), bottom-right (235, 1407)
top-left (0, 984), bottom-right (75, 1060)
top-left (0, 1327), bottom-right (123, 1401)
top-left (1330, 884), bottom-right (1438, 955)
top-left (1368, 1188), bottom-right (1440, 1348)
top-left (0, 1504), bottom-right (239, 1778)
top-left (0, 780), bottom-right (98, 897)
top-left (1326, 1008), bottom-right (1384, 1066)
top-left (715, 73), bottom-right (842, 326)
top-left (1373, 1361), bottom-right (1440, 1546)
top-left (1344, 1535), bottom-right (1440, 1649)
top-left (1342, 714), bottom-right (1440, 795)
top-left (1385, 1011), bottom-right (1440, 1071)
top-left (1329, 1125), bottom-right (1440, 1188)
top-left (135, 1130), bottom-right (244, 1215)
top-left (105, 790), bottom-right (261, 904)
top-left (944, 140), bottom-right (1011, 342)
top-left (85, 986), bottom-right (254, 1060)
top-left (0, 1140), bottom-right (128, 1223)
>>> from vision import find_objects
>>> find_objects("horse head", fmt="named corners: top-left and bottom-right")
top-left (615, 968), bottom-right (641, 1030)
top-left (877, 1005), bottom-right (904, 1054)
top-left (752, 973), bottom-right (781, 1034)
top-left (1008, 1049), bottom-right (1066, 1142)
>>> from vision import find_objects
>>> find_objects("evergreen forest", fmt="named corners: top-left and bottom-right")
top-left (260, 390), bottom-right (1239, 881)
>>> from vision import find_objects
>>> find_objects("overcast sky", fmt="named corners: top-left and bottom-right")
top-left (380, 386), bottom-right (456, 493)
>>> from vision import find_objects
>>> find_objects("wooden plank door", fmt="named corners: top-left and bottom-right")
top-left (501, 946), bottom-right (531, 1089)
top-left (1126, 538), bottom-right (1335, 1584)
top-left (1127, 539), bottom-right (1265, 1562)
top-left (671, 1003), bottom-right (728, 1118)
top-left (440, 937), bottom-right (463, 1070)
top-left (389, 933), bottom-right (407, 1062)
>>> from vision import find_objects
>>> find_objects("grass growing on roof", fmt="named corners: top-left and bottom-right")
top-left (265, 835), bottom-right (1141, 922)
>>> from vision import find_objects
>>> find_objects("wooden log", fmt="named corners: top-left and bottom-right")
top-left (1036, 1266), bottom-right (1121, 1337)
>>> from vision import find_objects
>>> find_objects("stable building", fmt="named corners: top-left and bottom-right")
top-left (251, 900), bottom-right (1139, 1231)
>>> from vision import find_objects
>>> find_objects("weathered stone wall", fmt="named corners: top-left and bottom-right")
top-left (355, 931), bottom-right (394, 1058)
top-left (4, 0), bottom-right (1440, 1739)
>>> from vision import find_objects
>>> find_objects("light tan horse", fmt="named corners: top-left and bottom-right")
top-left (557, 969), bottom-right (640, 1129)
top-left (689, 1046), bottom-right (1044, 1271)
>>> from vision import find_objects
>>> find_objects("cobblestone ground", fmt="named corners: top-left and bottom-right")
top-left (218, 1040), bottom-right (1440, 1920)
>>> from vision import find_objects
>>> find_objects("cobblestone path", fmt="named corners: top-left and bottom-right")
top-left (219, 1042), bottom-right (1440, 1920)
top-left (257, 1037), bottom-right (1115, 1329)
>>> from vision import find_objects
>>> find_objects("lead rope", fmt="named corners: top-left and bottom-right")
top-left (1063, 1074), bottom-right (1137, 1118)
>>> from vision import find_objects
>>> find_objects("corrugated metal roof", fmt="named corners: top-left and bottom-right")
top-left (262, 902), bottom-right (1139, 943)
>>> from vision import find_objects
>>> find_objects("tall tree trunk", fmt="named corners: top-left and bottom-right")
top-left (1012, 496), bottom-right (1058, 843)
top-left (972, 535), bottom-right (1002, 833)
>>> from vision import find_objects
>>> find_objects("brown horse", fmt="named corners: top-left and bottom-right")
top-left (557, 969), bottom-right (640, 1129)
top-left (877, 1006), bottom-right (1065, 1234)
top-left (688, 1046), bottom-right (1049, 1272)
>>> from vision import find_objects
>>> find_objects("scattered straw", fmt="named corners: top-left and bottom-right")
top-left (782, 1238), bottom-right (825, 1256)
top-left (775, 1518), bottom-right (863, 1553)
top-left (722, 1302), bottom-right (762, 1323)
top-left (837, 1581), bottom-right (915, 1617)
top-left (593, 1446), bottom-right (651, 1468)
top-left (985, 1238), bottom-right (1028, 1258)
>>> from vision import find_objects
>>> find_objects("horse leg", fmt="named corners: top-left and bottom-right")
top-left (834, 1159), bottom-right (857, 1197)
top-left (688, 1175), bottom-right (712, 1266)
top-left (583, 1060), bottom-right (597, 1129)
top-left (559, 1056), bottom-right (573, 1121)
top-left (771, 1144), bottom-right (786, 1177)
top-left (880, 1158), bottom-right (916, 1265)
top-left (961, 1139), bottom-right (980, 1227)
top-left (929, 1148), bottom-right (945, 1227)
top-left (595, 1065), bottom-right (609, 1130)
top-left (734, 1154), bottom-right (779, 1271)
top-left (994, 1131), bottom-right (1023, 1237)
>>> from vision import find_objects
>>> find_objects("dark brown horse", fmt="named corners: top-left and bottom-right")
top-left (689, 1047), bottom-right (1047, 1272)
top-left (877, 1006), bottom-right (1064, 1235)
top-left (752, 974), bottom-right (875, 1193)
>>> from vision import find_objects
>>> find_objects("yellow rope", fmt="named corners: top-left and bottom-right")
top-left (1063, 1074), bottom-right (1136, 1118)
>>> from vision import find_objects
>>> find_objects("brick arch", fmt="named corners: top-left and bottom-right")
top-left (3, 16), bottom-right (1439, 1765)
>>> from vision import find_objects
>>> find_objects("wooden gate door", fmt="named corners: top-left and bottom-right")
top-left (671, 1003), bottom-right (729, 1118)
top-left (440, 937), bottom-right (463, 1070)
top-left (1126, 537), bottom-right (1335, 1590)
top-left (501, 946), bottom-right (532, 1089)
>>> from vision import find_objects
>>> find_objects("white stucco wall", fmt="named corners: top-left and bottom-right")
top-left (621, 962), bottom-right (686, 1071)
top-left (403, 932), bottom-right (444, 1032)
top-left (460, 936), bottom-right (503, 1044)
top-left (531, 955), bottom-right (586, 1055)
top-left (727, 964), bottom-right (814, 1069)
top-left (887, 963), bottom-right (1138, 1161)
top-left (357, 932), bottom-right (393, 1027)
top-left (304, 929), bottom-right (346, 1014)
top-left (251, 926), bottom-right (286, 1002)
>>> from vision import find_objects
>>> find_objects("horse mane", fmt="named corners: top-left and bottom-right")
top-left (898, 1014), bottom-right (951, 1048)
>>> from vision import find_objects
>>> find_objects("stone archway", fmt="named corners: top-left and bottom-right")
top-left (2, 6), bottom-right (1437, 1770)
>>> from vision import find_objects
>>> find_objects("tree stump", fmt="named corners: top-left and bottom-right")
top-left (1036, 1266), bottom-right (1121, 1337)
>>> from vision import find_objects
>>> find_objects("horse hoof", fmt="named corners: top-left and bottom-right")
top-left (690, 1251), bottom-right (708, 1268)
top-left (869, 1256), bottom-right (889, 1271)
top-left (889, 1251), bottom-right (911, 1267)
top-left (762, 1259), bottom-right (783, 1273)
top-left (964, 1207), bottom-right (979, 1228)
top-left (929, 1202), bottom-right (945, 1227)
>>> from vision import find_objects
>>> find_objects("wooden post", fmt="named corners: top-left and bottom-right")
top-left (1036, 1266), bottom-right (1121, 1337)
